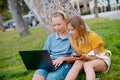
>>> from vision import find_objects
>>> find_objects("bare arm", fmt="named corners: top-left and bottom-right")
top-left (93, 46), bottom-right (100, 54)
top-left (63, 56), bottom-right (76, 63)
top-left (74, 46), bottom-right (101, 60)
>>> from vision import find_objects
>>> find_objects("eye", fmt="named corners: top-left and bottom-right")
top-left (57, 24), bottom-right (61, 26)
top-left (53, 24), bottom-right (56, 27)
top-left (70, 28), bottom-right (74, 31)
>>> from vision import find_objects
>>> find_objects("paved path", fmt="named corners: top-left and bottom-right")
top-left (81, 10), bottom-right (120, 20)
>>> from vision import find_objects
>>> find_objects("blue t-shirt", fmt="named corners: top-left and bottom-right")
top-left (44, 32), bottom-right (74, 60)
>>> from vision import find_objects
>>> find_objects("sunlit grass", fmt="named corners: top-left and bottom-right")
top-left (0, 27), bottom-right (48, 80)
top-left (0, 18), bottom-right (120, 80)
top-left (77, 18), bottom-right (120, 80)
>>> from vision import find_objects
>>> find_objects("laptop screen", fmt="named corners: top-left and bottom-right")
top-left (19, 50), bottom-right (55, 71)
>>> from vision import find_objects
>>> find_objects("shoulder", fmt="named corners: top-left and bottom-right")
top-left (49, 33), bottom-right (56, 37)
top-left (89, 31), bottom-right (97, 36)
top-left (88, 31), bottom-right (100, 39)
top-left (88, 31), bottom-right (104, 43)
top-left (88, 31), bottom-right (105, 44)
top-left (47, 33), bottom-right (56, 39)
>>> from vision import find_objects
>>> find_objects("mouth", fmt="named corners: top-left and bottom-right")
top-left (57, 29), bottom-right (61, 32)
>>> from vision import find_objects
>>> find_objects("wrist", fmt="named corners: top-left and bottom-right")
top-left (63, 56), bottom-right (66, 61)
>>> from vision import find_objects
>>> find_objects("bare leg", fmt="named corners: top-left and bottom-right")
top-left (84, 59), bottom-right (107, 80)
top-left (65, 60), bottom-right (84, 80)
top-left (32, 74), bottom-right (45, 80)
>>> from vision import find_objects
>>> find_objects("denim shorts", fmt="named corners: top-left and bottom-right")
top-left (35, 62), bottom-right (73, 80)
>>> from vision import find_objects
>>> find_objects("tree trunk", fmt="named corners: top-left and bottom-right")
top-left (76, 0), bottom-right (80, 14)
top-left (94, 0), bottom-right (99, 18)
top-left (24, 0), bottom-right (78, 34)
top-left (8, 0), bottom-right (30, 36)
top-left (107, 0), bottom-right (110, 8)
top-left (0, 14), bottom-right (4, 32)
top-left (107, 0), bottom-right (111, 11)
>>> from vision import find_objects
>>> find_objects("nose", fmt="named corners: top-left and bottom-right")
top-left (54, 25), bottom-right (58, 29)
top-left (69, 31), bottom-right (72, 35)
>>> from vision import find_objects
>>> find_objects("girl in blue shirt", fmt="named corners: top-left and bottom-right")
top-left (32, 11), bottom-right (75, 80)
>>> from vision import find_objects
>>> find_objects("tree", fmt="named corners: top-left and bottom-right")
top-left (0, 0), bottom-right (7, 12)
top-left (24, 0), bottom-right (78, 34)
top-left (94, 0), bottom-right (99, 18)
top-left (107, 0), bottom-right (110, 7)
top-left (107, 0), bottom-right (111, 11)
top-left (19, 0), bottom-right (30, 14)
top-left (8, 0), bottom-right (30, 36)
top-left (0, 13), bottom-right (4, 32)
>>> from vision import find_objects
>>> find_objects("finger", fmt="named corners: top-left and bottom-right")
top-left (53, 60), bottom-right (58, 67)
top-left (53, 60), bottom-right (59, 67)
top-left (57, 61), bottom-right (62, 67)
top-left (54, 61), bottom-right (59, 68)
top-left (75, 57), bottom-right (81, 60)
top-left (53, 60), bottom-right (56, 65)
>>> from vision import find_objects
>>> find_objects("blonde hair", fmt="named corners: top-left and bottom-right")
top-left (67, 16), bottom-right (90, 50)
top-left (50, 10), bottom-right (67, 22)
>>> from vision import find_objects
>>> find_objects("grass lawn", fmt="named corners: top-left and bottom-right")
top-left (0, 18), bottom-right (120, 80)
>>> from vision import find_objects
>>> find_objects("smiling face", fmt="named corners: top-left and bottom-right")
top-left (66, 16), bottom-right (88, 39)
top-left (67, 23), bottom-right (78, 39)
top-left (51, 16), bottom-right (66, 34)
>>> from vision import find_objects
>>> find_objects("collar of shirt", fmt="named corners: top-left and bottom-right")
top-left (55, 32), bottom-right (70, 40)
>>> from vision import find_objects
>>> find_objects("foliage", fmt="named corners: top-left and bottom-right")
top-left (0, 0), bottom-right (10, 21)
top-left (80, 11), bottom-right (90, 15)
top-left (2, 10), bottom-right (12, 21)
top-left (0, 0), bottom-right (29, 21)
top-left (0, 18), bottom-right (120, 80)
top-left (19, 1), bottom-right (30, 14)
top-left (0, 0), bottom-right (7, 12)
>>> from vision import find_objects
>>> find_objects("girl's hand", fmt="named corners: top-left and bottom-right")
top-left (74, 54), bottom-right (88, 60)
top-left (80, 54), bottom-right (98, 60)
top-left (53, 57), bottom-right (65, 68)
top-left (80, 54), bottom-right (89, 60)
top-left (89, 56), bottom-right (98, 60)
top-left (74, 54), bottom-right (90, 60)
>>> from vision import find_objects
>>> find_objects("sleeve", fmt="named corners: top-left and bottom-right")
top-left (69, 46), bottom-right (76, 56)
top-left (89, 32), bottom-right (105, 52)
top-left (44, 37), bottom-right (51, 54)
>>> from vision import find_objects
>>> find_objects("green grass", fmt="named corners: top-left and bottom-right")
top-left (0, 18), bottom-right (120, 80)
top-left (77, 18), bottom-right (120, 80)
top-left (0, 27), bottom-right (48, 80)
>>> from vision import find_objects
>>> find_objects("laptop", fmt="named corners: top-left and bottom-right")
top-left (19, 50), bottom-right (55, 72)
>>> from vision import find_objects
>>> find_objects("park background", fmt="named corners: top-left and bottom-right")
top-left (0, 0), bottom-right (120, 80)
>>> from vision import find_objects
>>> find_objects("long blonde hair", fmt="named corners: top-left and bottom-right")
top-left (67, 16), bottom-right (90, 53)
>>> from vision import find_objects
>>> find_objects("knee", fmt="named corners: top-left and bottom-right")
top-left (47, 74), bottom-right (64, 80)
top-left (73, 60), bottom-right (83, 69)
top-left (32, 74), bottom-right (45, 80)
top-left (84, 62), bottom-right (93, 70)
